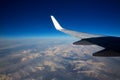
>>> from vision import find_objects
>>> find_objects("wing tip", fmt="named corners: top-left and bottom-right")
top-left (50, 15), bottom-right (63, 31)
top-left (50, 15), bottom-right (54, 19)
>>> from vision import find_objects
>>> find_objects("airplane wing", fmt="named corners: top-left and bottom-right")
top-left (50, 15), bottom-right (120, 57)
top-left (50, 15), bottom-right (104, 39)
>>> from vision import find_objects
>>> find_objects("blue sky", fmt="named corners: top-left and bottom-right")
top-left (1, 0), bottom-right (120, 38)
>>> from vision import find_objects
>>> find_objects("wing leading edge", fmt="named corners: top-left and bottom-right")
top-left (50, 15), bottom-right (120, 57)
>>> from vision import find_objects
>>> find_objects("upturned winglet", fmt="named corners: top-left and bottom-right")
top-left (50, 15), bottom-right (63, 30)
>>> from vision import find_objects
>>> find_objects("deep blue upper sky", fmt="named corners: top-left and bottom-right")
top-left (1, 0), bottom-right (120, 38)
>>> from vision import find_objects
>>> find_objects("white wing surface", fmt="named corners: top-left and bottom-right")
top-left (50, 15), bottom-right (103, 39)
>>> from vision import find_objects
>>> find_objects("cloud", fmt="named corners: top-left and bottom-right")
top-left (35, 66), bottom-right (45, 71)
top-left (0, 74), bottom-right (12, 80)
top-left (21, 50), bottom-right (41, 62)
top-left (22, 50), bottom-right (31, 54)
top-left (44, 60), bottom-right (65, 72)
top-left (0, 39), bottom-right (119, 80)
top-left (21, 53), bottom-right (40, 62)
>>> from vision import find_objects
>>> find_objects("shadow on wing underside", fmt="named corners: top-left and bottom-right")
top-left (73, 36), bottom-right (120, 57)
